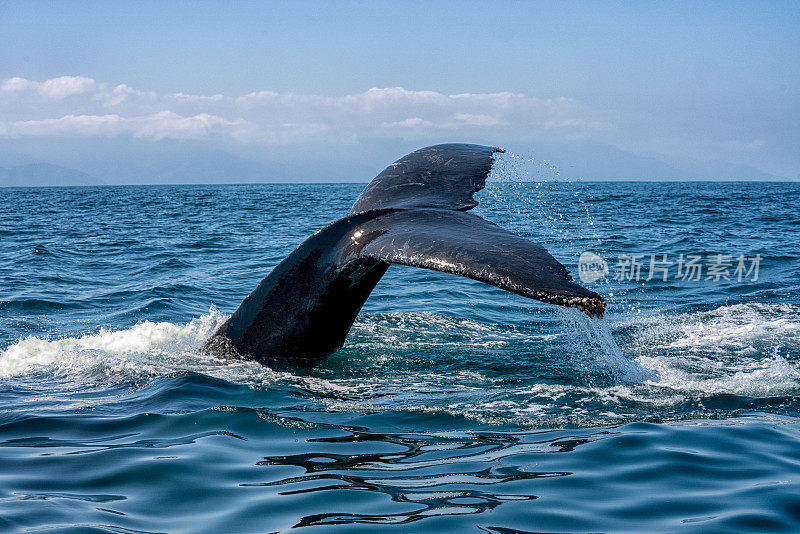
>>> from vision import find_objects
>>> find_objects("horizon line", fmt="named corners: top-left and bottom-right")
top-left (2, 178), bottom-right (799, 189)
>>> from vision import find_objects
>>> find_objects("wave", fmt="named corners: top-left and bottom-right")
top-left (629, 302), bottom-right (800, 353)
top-left (624, 302), bottom-right (800, 398)
top-left (1, 302), bottom-right (798, 427)
top-left (0, 308), bottom-right (231, 382)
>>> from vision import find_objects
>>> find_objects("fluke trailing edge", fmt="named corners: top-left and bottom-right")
top-left (205, 144), bottom-right (606, 365)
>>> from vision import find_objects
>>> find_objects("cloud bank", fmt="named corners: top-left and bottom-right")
top-left (0, 76), bottom-right (609, 144)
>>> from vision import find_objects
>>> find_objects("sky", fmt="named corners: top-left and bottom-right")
top-left (1, 1), bottom-right (798, 183)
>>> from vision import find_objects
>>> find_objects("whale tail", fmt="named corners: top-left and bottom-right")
top-left (206, 144), bottom-right (605, 365)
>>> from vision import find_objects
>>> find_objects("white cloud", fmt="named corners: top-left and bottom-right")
top-left (452, 113), bottom-right (502, 126)
top-left (1, 76), bottom-right (97, 99)
top-left (236, 90), bottom-right (281, 105)
top-left (4, 111), bottom-right (248, 141)
top-left (0, 77), bottom-right (38, 92)
top-left (381, 117), bottom-right (436, 128)
top-left (170, 92), bottom-right (226, 103)
top-left (0, 75), bottom-right (609, 144)
top-left (11, 114), bottom-right (124, 136)
top-left (39, 76), bottom-right (96, 99)
top-left (104, 84), bottom-right (140, 106)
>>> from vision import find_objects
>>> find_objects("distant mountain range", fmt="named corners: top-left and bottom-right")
top-left (0, 163), bottom-right (105, 187)
top-left (519, 141), bottom-right (782, 182)
top-left (0, 138), bottom-right (788, 186)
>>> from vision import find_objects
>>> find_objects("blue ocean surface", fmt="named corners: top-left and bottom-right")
top-left (1, 161), bottom-right (799, 532)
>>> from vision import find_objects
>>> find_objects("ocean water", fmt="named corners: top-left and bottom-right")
top-left (1, 166), bottom-right (799, 532)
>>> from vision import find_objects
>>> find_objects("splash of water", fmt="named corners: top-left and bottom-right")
top-left (554, 308), bottom-right (655, 384)
top-left (2, 302), bottom-right (799, 426)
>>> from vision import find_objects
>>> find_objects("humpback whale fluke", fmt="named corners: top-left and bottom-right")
top-left (205, 144), bottom-right (605, 365)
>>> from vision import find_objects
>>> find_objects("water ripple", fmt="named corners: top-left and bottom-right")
top-left (1, 181), bottom-right (799, 531)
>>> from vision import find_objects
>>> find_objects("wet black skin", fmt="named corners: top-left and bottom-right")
top-left (205, 144), bottom-right (605, 366)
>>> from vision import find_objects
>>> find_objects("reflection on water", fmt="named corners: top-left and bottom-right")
top-left (251, 425), bottom-right (571, 527)
top-left (7, 382), bottom-right (796, 533)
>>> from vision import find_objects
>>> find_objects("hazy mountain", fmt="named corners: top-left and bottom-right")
top-left (0, 138), bottom-right (374, 184)
top-left (0, 137), bottom-right (786, 186)
top-left (0, 163), bottom-right (105, 187)
top-left (503, 141), bottom-right (781, 181)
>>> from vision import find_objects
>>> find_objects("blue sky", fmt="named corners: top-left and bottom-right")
top-left (1, 1), bottom-right (798, 182)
